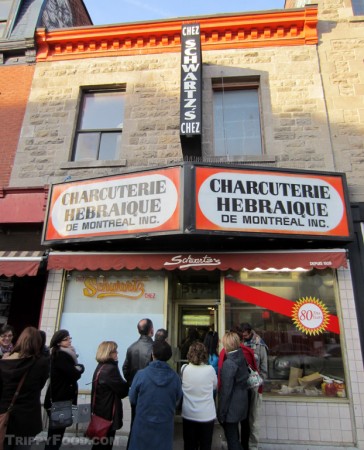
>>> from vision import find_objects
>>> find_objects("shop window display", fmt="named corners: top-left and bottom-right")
top-left (225, 268), bottom-right (346, 398)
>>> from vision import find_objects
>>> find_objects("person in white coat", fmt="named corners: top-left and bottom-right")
top-left (181, 341), bottom-right (217, 450)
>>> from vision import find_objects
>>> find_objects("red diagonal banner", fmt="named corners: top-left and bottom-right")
top-left (224, 278), bottom-right (340, 334)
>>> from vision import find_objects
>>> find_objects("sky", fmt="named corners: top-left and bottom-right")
top-left (83, 0), bottom-right (285, 26)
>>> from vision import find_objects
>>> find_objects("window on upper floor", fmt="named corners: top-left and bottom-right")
top-left (0, 0), bottom-right (12, 38)
top-left (352, 0), bottom-right (364, 14)
top-left (213, 78), bottom-right (263, 157)
top-left (72, 88), bottom-right (125, 161)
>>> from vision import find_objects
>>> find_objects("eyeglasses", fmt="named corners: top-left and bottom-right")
top-left (1, 334), bottom-right (13, 339)
top-left (61, 336), bottom-right (72, 341)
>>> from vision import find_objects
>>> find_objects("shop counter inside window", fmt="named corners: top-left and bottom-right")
top-left (224, 268), bottom-right (346, 399)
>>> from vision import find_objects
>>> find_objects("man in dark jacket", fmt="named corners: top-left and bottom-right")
top-left (122, 318), bottom-right (154, 386)
top-left (122, 318), bottom-right (154, 449)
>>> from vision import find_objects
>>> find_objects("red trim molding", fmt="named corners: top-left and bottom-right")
top-left (36, 6), bottom-right (318, 62)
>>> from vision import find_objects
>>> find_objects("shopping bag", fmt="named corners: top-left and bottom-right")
top-left (0, 411), bottom-right (9, 450)
top-left (49, 400), bottom-right (73, 429)
top-left (247, 365), bottom-right (263, 389)
top-left (85, 414), bottom-right (112, 439)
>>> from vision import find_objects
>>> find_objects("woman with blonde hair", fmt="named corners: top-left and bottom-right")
top-left (90, 341), bottom-right (129, 450)
top-left (0, 327), bottom-right (49, 450)
top-left (218, 332), bottom-right (249, 450)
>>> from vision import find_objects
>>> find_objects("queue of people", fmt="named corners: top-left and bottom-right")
top-left (0, 319), bottom-right (267, 450)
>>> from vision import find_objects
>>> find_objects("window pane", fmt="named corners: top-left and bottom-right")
top-left (0, 1), bottom-right (12, 20)
top-left (73, 133), bottom-right (99, 161)
top-left (225, 269), bottom-right (346, 398)
top-left (98, 132), bottom-right (121, 160)
top-left (79, 92), bottom-right (124, 130)
top-left (214, 89), bottom-right (262, 156)
top-left (352, 0), bottom-right (364, 14)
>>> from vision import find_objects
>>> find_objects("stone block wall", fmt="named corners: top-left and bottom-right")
top-left (10, 43), bottom-right (334, 187)
top-left (317, 0), bottom-right (364, 202)
top-left (9, 0), bottom-right (364, 205)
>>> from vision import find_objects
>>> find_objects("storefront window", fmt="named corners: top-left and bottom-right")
top-left (225, 268), bottom-right (346, 398)
top-left (60, 270), bottom-right (165, 390)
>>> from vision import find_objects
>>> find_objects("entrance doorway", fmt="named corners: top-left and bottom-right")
top-left (168, 270), bottom-right (221, 372)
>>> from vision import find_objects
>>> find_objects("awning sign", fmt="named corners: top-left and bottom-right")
top-left (196, 167), bottom-right (350, 238)
top-left (43, 168), bottom-right (181, 242)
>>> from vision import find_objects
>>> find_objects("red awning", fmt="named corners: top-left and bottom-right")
top-left (0, 251), bottom-right (44, 277)
top-left (47, 249), bottom-right (347, 272)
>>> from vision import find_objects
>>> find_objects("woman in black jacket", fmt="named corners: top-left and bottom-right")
top-left (90, 341), bottom-right (129, 450)
top-left (218, 331), bottom-right (249, 450)
top-left (0, 326), bottom-right (49, 450)
top-left (44, 330), bottom-right (84, 450)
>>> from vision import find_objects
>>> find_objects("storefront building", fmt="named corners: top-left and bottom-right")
top-left (1, 0), bottom-right (364, 448)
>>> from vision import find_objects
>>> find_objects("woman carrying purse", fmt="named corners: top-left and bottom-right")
top-left (44, 330), bottom-right (84, 450)
top-left (0, 327), bottom-right (49, 450)
top-left (89, 341), bottom-right (129, 450)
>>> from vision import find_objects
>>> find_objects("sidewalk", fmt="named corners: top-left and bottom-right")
top-left (31, 419), bottom-right (226, 450)
top-left (31, 416), bottom-right (358, 450)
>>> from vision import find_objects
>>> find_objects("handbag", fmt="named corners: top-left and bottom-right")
top-left (246, 364), bottom-right (263, 390)
top-left (0, 368), bottom-right (30, 450)
top-left (49, 400), bottom-right (73, 429)
top-left (85, 365), bottom-right (114, 440)
top-left (85, 414), bottom-right (112, 439)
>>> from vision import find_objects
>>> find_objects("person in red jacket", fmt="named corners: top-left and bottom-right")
top-left (218, 326), bottom-right (260, 450)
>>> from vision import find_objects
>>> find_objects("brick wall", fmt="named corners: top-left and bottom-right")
top-left (0, 65), bottom-right (35, 187)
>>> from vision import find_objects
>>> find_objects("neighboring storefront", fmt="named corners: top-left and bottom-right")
top-left (36, 162), bottom-right (364, 447)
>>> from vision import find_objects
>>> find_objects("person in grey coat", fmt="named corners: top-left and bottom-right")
top-left (218, 331), bottom-right (249, 450)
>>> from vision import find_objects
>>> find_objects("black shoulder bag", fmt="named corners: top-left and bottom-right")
top-left (49, 357), bottom-right (73, 429)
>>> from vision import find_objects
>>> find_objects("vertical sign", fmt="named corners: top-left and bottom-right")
top-left (180, 23), bottom-right (202, 137)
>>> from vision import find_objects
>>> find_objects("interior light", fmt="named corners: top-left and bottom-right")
top-left (241, 267), bottom-right (309, 272)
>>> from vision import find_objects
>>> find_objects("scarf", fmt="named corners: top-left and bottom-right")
top-left (59, 346), bottom-right (79, 364)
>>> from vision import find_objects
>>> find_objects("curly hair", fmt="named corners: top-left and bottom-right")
top-left (187, 341), bottom-right (208, 365)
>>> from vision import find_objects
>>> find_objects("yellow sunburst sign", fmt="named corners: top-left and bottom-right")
top-left (292, 297), bottom-right (330, 335)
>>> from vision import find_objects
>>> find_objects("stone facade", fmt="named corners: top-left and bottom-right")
top-left (10, 37), bottom-right (335, 186)
top-left (317, 0), bottom-right (364, 202)
top-left (10, 0), bottom-right (364, 207)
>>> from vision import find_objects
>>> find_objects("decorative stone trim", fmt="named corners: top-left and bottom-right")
top-left (36, 6), bottom-right (318, 62)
